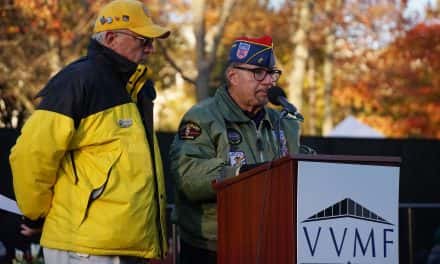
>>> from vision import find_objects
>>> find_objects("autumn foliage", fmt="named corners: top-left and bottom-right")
top-left (1, 0), bottom-right (440, 138)
top-left (334, 22), bottom-right (440, 138)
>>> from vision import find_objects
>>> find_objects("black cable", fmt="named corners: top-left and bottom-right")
top-left (255, 162), bottom-right (273, 264)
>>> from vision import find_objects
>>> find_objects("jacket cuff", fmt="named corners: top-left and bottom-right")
top-left (23, 217), bottom-right (45, 229)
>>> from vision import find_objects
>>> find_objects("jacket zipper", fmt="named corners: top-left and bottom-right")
top-left (256, 127), bottom-right (265, 162)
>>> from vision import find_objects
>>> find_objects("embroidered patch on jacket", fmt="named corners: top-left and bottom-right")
top-left (227, 128), bottom-right (242, 145)
top-left (272, 129), bottom-right (289, 156)
top-left (118, 119), bottom-right (133, 128)
top-left (229, 151), bottom-right (247, 166)
top-left (179, 121), bottom-right (202, 140)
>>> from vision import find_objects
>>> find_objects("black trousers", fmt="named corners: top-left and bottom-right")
top-left (180, 240), bottom-right (216, 264)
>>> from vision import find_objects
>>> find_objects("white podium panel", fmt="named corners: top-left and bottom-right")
top-left (297, 161), bottom-right (400, 264)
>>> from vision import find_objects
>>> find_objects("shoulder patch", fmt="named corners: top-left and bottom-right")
top-left (179, 121), bottom-right (202, 140)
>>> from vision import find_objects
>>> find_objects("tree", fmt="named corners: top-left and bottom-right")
top-left (158, 0), bottom-right (237, 102)
top-left (156, 0), bottom-right (292, 131)
top-left (0, 0), bottom-right (104, 128)
top-left (288, 0), bottom-right (410, 135)
top-left (334, 22), bottom-right (440, 138)
top-left (0, 0), bottom-right (177, 129)
top-left (192, 0), bottom-right (237, 101)
top-left (287, 0), bottom-right (313, 111)
top-left (3, 0), bottom-right (438, 138)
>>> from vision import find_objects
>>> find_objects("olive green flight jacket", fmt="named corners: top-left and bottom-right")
top-left (169, 86), bottom-right (301, 251)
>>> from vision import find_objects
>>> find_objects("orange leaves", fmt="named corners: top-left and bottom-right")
top-left (6, 26), bottom-right (20, 34)
top-left (15, 0), bottom-right (59, 20)
top-left (334, 20), bottom-right (440, 138)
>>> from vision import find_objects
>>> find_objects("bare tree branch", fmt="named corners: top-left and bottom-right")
top-left (157, 41), bottom-right (196, 85)
top-left (12, 87), bottom-right (35, 113)
top-left (207, 0), bottom-right (237, 68)
top-left (192, 0), bottom-right (206, 65)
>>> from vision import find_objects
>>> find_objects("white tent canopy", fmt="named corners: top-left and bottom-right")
top-left (326, 115), bottom-right (384, 138)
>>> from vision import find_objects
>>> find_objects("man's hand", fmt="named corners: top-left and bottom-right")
top-left (20, 224), bottom-right (41, 237)
top-left (20, 217), bottom-right (44, 237)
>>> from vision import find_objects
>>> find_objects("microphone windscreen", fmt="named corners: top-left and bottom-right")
top-left (267, 86), bottom-right (286, 105)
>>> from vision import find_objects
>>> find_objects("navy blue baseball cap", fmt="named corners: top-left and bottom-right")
top-left (228, 35), bottom-right (275, 68)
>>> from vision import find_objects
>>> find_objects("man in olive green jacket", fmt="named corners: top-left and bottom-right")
top-left (169, 36), bottom-right (301, 263)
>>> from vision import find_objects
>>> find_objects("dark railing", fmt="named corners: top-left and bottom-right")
top-left (2, 129), bottom-right (440, 264)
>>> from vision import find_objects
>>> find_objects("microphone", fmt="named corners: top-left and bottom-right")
top-left (267, 86), bottom-right (304, 121)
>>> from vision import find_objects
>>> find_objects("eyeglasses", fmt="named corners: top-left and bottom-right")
top-left (115, 31), bottom-right (154, 47)
top-left (233, 66), bottom-right (282, 82)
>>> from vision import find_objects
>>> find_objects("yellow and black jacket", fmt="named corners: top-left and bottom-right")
top-left (9, 39), bottom-right (167, 259)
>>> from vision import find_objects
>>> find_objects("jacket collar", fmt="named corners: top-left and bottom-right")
top-left (215, 86), bottom-right (275, 128)
top-left (87, 39), bottom-right (138, 77)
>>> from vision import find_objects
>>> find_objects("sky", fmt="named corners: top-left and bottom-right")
top-left (409, 0), bottom-right (437, 12)
top-left (405, 0), bottom-right (437, 19)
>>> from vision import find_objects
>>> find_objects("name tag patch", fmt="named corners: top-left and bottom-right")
top-left (118, 119), bottom-right (133, 128)
top-left (229, 151), bottom-right (247, 166)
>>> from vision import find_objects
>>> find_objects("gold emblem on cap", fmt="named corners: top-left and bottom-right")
top-left (99, 16), bottom-right (113, 24)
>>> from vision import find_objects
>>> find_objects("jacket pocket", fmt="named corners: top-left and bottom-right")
top-left (73, 149), bottom-right (122, 227)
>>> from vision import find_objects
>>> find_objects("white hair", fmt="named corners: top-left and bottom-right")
top-left (91, 31), bottom-right (108, 44)
top-left (225, 62), bottom-right (240, 87)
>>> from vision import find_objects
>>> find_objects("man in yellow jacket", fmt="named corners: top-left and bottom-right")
top-left (9, 1), bottom-right (169, 263)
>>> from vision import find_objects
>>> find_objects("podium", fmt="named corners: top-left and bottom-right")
top-left (212, 154), bottom-right (400, 264)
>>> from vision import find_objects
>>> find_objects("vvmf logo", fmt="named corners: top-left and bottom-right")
top-left (299, 198), bottom-right (396, 263)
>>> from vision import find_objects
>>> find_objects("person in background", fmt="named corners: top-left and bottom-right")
top-left (1, 129), bottom-right (42, 264)
top-left (9, 0), bottom-right (170, 263)
top-left (169, 35), bottom-right (302, 263)
top-left (0, 216), bottom-right (42, 264)
top-left (426, 226), bottom-right (440, 264)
